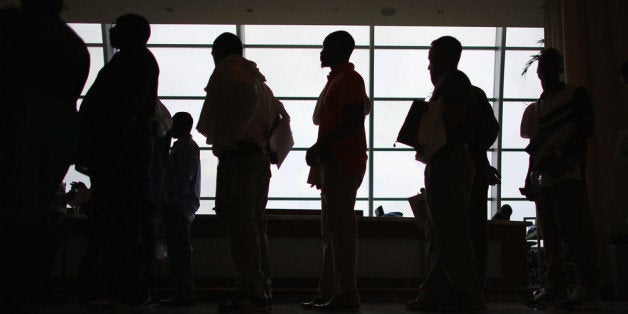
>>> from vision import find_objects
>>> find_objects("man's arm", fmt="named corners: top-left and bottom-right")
top-left (306, 103), bottom-right (365, 166)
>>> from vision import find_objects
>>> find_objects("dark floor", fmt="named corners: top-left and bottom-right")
top-left (37, 289), bottom-right (628, 314)
top-left (39, 301), bottom-right (628, 314)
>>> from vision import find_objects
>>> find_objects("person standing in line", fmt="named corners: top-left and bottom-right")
top-left (522, 48), bottom-right (599, 311)
top-left (197, 32), bottom-right (283, 313)
top-left (406, 36), bottom-right (485, 311)
top-left (158, 112), bottom-right (200, 307)
top-left (301, 30), bottom-right (370, 312)
top-left (77, 13), bottom-right (158, 307)
top-left (0, 0), bottom-right (89, 312)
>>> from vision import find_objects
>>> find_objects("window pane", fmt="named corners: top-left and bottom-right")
top-left (503, 50), bottom-right (543, 99)
top-left (374, 49), bottom-right (430, 98)
top-left (459, 50), bottom-right (495, 96)
top-left (374, 101), bottom-right (413, 148)
top-left (500, 152), bottom-right (529, 198)
top-left (62, 167), bottom-right (91, 188)
top-left (199, 151), bottom-right (218, 197)
top-left (267, 200), bottom-right (321, 210)
top-left (198, 200), bottom-right (216, 215)
top-left (150, 48), bottom-right (213, 97)
top-left (501, 200), bottom-right (536, 222)
top-left (506, 27), bottom-right (544, 47)
top-left (243, 25), bottom-right (369, 46)
top-left (268, 151), bottom-right (322, 198)
top-left (373, 200), bottom-right (413, 218)
top-left (246, 48), bottom-right (369, 97)
top-left (160, 99), bottom-right (207, 146)
top-left (502, 101), bottom-right (533, 149)
top-left (373, 151), bottom-right (425, 198)
top-left (283, 101), bottom-right (317, 148)
top-left (148, 24), bottom-right (236, 45)
top-left (82, 47), bottom-right (105, 96)
top-left (69, 23), bottom-right (103, 44)
top-left (375, 26), bottom-right (496, 47)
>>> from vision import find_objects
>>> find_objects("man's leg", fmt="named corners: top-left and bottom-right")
top-left (163, 208), bottom-right (195, 300)
top-left (216, 153), bottom-right (268, 297)
top-left (255, 165), bottom-right (272, 298)
top-left (423, 145), bottom-right (482, 306)
top-left (552, 180), bottom-right (599, 309)
top-left (467, 175), bottom-right (489, 288)
top-left (320, 162), bottom-right (360, 302)
top-left (535, 196), bottom-right (567, 292)
top-left (318, 196), bottom-right (337, 297)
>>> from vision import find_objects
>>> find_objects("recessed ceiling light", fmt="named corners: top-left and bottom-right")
top-left (245, 8), bottom-right (253, 13)
top-left (331, 8), bottom-right (339, 15)
top-left (437, 10), bottom-right (445, 14)
top-left (165, 7), bottom-right (174, 13)
top-left (380, 7), bottom-right (397, 16)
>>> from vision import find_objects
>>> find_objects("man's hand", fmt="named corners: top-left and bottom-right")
top-left (306, 141), bottom-right (332, 166)
top-left (305, 143), bottom-right (320, 166)
top-left (486, 166), bottom-right (501, 186)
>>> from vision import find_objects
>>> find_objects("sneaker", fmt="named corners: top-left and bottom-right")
top-left (526, 287), bottom-right (568, 310)
top-left (217, 294), bottom-right (270, 313)
top-left (313, 297), bottom-right (359, 312)
top-left (405, 296), bottom-right (439, 311)
top-left (564, 286), bottom-right (602, 311)
top-left (301, 294), bottom-right (329, 309)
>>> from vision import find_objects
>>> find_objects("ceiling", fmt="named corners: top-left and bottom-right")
top-left (1, 0), bottom-right (546, 27)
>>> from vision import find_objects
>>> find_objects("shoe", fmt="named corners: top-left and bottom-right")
top-left (526, 287), bottom-right (567, 310)
top-left (405, 296), bottom-right (439, 311)
top-left (564, 286), bottom-right (602, 311)
top-left (158, 297), bottom-right (195, 307)
top-left (301, 294), bottom-right (329, 309)
top-left (313, 297), bottom-right (359, 312)
top-left (217, 294), bottom-right (270, 313)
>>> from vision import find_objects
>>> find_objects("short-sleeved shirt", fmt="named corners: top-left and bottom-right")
top-left (317, 62), bottom-right (370, 180)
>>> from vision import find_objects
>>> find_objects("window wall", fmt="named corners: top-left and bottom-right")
top-left (64, 23), bottom-right (544, 220)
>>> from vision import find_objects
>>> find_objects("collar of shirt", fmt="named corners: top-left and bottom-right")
top-left (328, 62), bottom-right (355, 80)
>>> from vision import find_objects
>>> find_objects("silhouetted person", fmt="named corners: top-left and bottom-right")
top-left (406, 37), bottom-right (484, 311)
top-left (426, 36), bottom-right (500, 293)
top-left (159, 112), bottom-right (200, 307)
top-left (77, 13), bottom-right (158, 306)
top-left (492, 204), bottom-right (513, 221)
top-left (621, 59), bottom-right (628, 84)
top-left (302, 30), bottom-right (370, 311)
top-left (521, 48), bottom-right (599, 310)
top-left (0, 0), bottom-right (89, 312)
top-left (197, 32), bottom-right (280, 313)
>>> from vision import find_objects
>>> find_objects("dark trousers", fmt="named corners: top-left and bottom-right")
top-left (0, 96), bottom-right (76, 313)
top-left (90, 138), bottom-right (152, 305)
top-left (163, 206), bottom-right (195, 298)
top-left (420, 144), bottom-right (483, 304)
top-left (535, 179), bottom-right (598, 292)
top-left (468, 173), bottom-right (489, 288)
top-left (318, 162), bottom-right (362, 301)
top-left (215, 151), bottom-right (272, 297)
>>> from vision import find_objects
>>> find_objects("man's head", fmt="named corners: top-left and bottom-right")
top-left (428, 36), bottom-right (462, 86)
top-left (109, 14), bottom-right (150, 49)
top-left (170, 112), bottom-right (194, 139)
top-left (21, 0), bottom-right (63, 17)
top-left (537, 48), bottom-right (564, 90)
top-left (212, 32), bottom-right (243, 64)
top-left (320, 31), bottom-right (355, 68)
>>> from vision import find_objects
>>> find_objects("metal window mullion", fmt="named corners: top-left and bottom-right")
top-left (492, 27), bottom-right (507, 217)
top-left (368, 25), bottom-right (375, 217)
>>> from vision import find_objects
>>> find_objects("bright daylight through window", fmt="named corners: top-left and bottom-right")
top-left (65, 24), bottom-right (544, 221)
